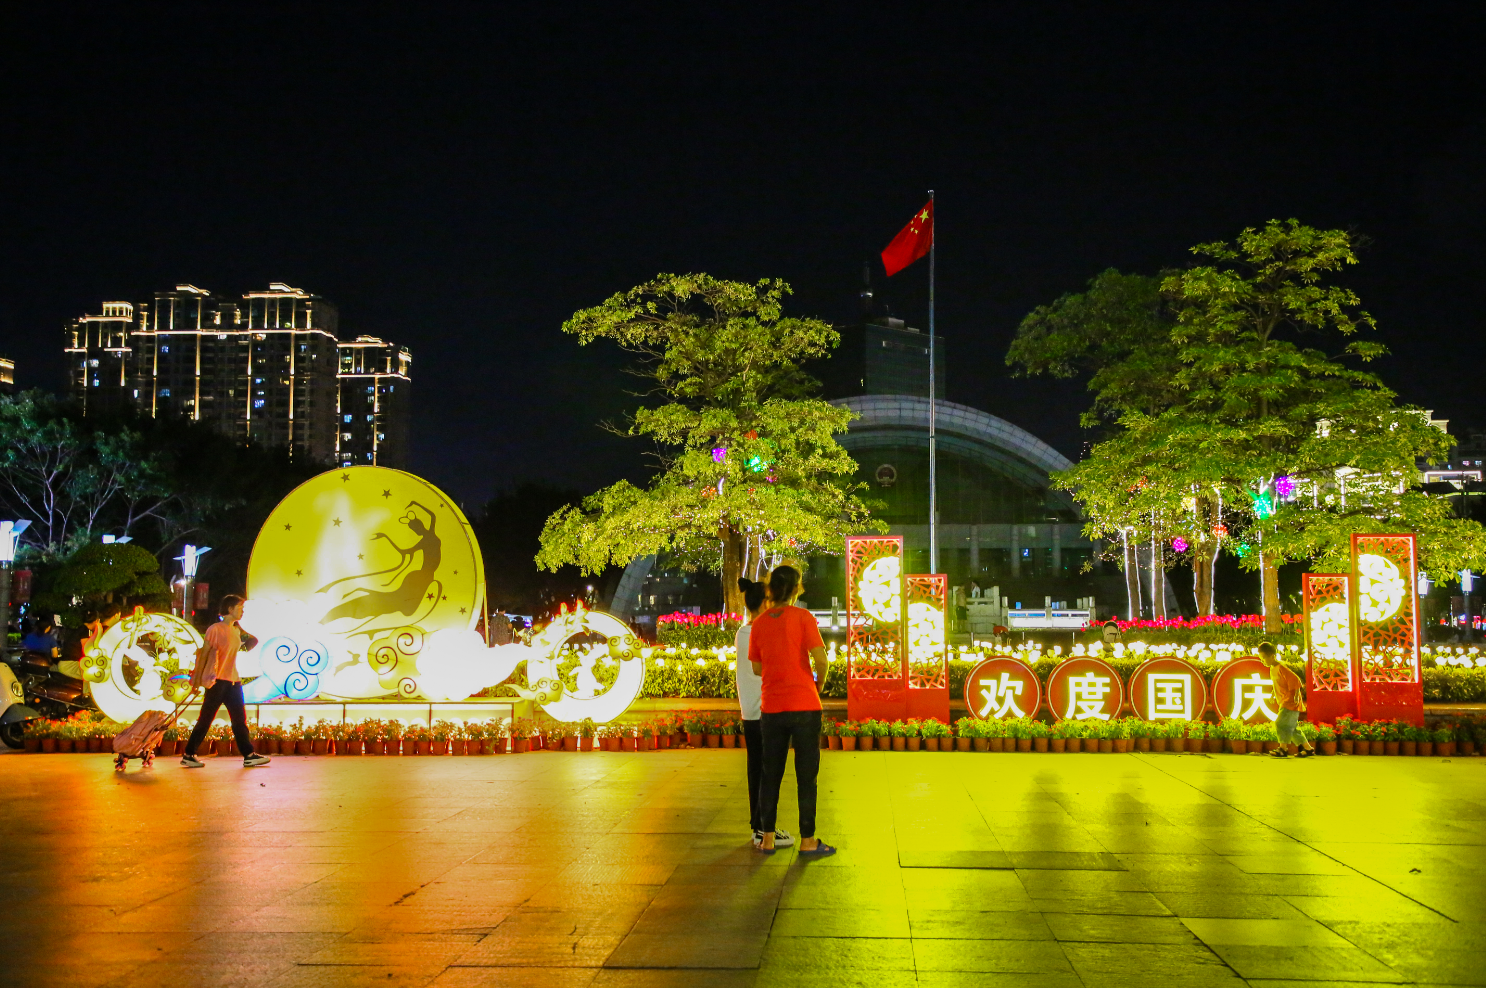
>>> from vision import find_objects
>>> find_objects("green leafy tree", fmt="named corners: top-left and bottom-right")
top-left (31, 541), bottom-right (172, 621)
top-left (1040, 220), bottom-right (1486, 629)
top-left (536, 273), bottom-right (882, 616)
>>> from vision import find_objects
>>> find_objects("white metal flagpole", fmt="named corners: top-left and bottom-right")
top-left (928, 189), bottom-right (938, 574)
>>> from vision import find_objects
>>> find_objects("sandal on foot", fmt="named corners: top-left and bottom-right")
top-left (798, 841), bottom-right (837, 857)
top-left (1296, 749), bottom-right (1314, 758)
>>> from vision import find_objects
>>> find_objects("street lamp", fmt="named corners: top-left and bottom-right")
top-left (174, 544), bottom-right (210, 623)
top-left (0, 520), bottom-right (32, 657)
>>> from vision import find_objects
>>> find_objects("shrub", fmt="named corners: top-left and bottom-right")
top-left (656, 612), bottom-right (742, 648)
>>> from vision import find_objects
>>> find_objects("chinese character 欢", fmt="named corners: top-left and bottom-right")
top-left (1065, 673), bottom-right (1112, 720)
top-left (1147, 672), bottom-right (1192, 719)
top-left (1228, 672), bottom-right (1279, 721)
top-left (976, 671), bottom-right (1026, 719)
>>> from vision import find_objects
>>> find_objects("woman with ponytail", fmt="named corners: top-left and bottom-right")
top-left (747, 564), bottom-right (835, 856)
top-left (735, 577), bottom-right (792, 848)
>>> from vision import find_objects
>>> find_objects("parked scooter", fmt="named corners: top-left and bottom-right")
top-left (0, 650), bottom-right (94, 747)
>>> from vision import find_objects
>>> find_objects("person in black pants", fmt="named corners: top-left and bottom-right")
top-left (749, 565), bottom-right (835, 856)
top-left (182, 595), bottom-right (270, 768)
top-left (735, 577), bottom-right (792, 848)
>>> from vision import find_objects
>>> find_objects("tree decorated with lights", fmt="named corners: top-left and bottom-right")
top-left (536, 273), bottom-right (881, 616)
top-left (1016, 222), bottom-right (1486, 628)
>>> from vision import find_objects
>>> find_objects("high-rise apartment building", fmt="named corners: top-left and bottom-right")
top-left (63, 283), bottom-right (409, 466)
top-left (336, 336), bottom-right (412, 469)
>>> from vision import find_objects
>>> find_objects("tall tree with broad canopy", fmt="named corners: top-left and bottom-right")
top-left (536, 274), bottom-right (882, 617)
top-left (1022, 221), bottom-right (1486, 630)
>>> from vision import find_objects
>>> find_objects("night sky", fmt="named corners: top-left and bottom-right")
top-left (4, 6), bottom-right (1483, 509)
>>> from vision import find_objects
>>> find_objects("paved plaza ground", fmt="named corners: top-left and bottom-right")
top-left (2, 746), bottom-right (1484, 988)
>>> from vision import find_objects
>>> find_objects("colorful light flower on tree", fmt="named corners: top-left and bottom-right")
top-left (1171, 537), bottom-right (1189, 553)
top-left (1274, 474), bottom-right (1296, 500)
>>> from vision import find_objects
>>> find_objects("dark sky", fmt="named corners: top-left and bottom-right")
top-left (4, 5), bottom-right (1484, 507)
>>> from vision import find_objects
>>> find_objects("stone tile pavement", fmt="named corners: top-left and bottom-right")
top-left (2, 745), bottom-right (1484, 987)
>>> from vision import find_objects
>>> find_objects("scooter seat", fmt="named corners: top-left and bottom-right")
top-left (20, 653), bottom-right (51, 672)
top-left (35, 684), bottom-right (84, 703)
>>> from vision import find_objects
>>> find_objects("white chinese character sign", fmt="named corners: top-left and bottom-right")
top-left (1211, 658), bottom-right (1279, 725)
top-left (1046, 657), bottom-right (1123, 722)
top-left (963, 657), bottom-right (1042, 721)
top-left (1128, 657), bottom-right (1208, 722)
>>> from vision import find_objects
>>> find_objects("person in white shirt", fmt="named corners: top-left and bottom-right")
top-left (735, 577), bottom-right (793, 849)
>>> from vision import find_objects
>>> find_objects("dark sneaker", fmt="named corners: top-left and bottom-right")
top-left (180, 754), bottom-right (205, 768)
top-left (243, 753), bottom-right (272, 767)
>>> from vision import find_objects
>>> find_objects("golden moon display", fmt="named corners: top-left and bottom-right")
top-left (85, 609), bottom-right (203, 723)
top-left (248, 466), bottom-right (483, 639)
top-left (1357, 553), bottom-right (1405, 623)
top-left (858, 555), bottom-right (902, 624)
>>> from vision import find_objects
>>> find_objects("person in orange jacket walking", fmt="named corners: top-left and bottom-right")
top-left (181, 595), bottom-right (271, 769)
top-left (1260, 642), bottom-right (1314, 758)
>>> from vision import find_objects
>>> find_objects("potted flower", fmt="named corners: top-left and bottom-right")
top-left (486, 720), bottom-right (508, 754)
top-left (1382, 720), bottom-right (1401, 757)
top-left (1432, 725), bottom-right (1453, 758)
top-left (1131, 719), bottom-right (1150, 754)
top-left (682, 714), bottom-right (703, 749)
top-left (404, 724), bottom-right (429, 755)
top-left (462, 721), bottom-right (484, 755)
top-left (1184, 721), bottom-right (1205, 754)
top-left (579, 718), bottom-right (596, 751)
top-left (1218, 717), bottom-right (1244, 755)
top-left (920, 719), bottom-right (949, 752)
top-left (1047, 720), bottom-right (1069, 754)
top-left (1029, 720), bottom-right (1050, 753)
top-left (965, 719), bottom-right (991, 753)
top-left (29, 719), bottom-right (53, 753)
top-left (507, 720), bottom-right (529, 753)
top-left (1400, 724), bottom-right (1418, 758)
top-left (889, 720), bottom-right (908, 752)
top-left (823, 719), bottom-right (840, 750)
top-left (638, 722), bottom-right (654, 751)
top-left (705, 716), bottom-right (721, 748)
top-left (1315, 723), bottom-right (1337, 756)
top-left (873, 719), bottom-right (894, 751)
top-left (621, 725), bottom-right (639, 752)
top-left (719, 720), bottom-right (736, 749)
top-left (384, 721), bottom-right (405, 755)
top-left (1459, 722), bottom-right (1477, 757)
top-left (343, 722), bottom-right (366, 757)
top-left (838, 720), bottom-right (859, 751)
top-left (953, 718), bottom-right (974, 752)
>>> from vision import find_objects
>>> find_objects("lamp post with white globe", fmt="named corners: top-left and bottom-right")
top-left (0, 520), bottom-right (31, 657)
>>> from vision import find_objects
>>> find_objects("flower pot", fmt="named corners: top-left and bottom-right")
top-left (986, 737), bottom-right (1002, 753)
top-left (640, 737), bottom-right (652, 751)
top-left (552, 735), bottom-right (570, 752)
top-left (927, 737), bottom-right (942, 752)
top-left (55, 739), bottom-right (71, 753)
top-left (410, 740), bottom-right (426, 755)
top-left (684, 732), bottom-right (701, 748)
top-left (1339, 739), bottom-right (1354, 754)
top-left (721, 735), bottom-right (735, 749)
top-left (1030, 737), bottom-right (1046, 753)
top-left (1384, 741), bottom-right (1399, 756)
top-left (892, 737), bottom-right (906, 752)
top-left (41, 739), bottom-right (56, 753)
top-left (1461, 741), bottom-right (1476, 756)
top-left (1418, 741), bottom-right (1433, 757)
top-left (1133, 737), bottom-right (1149, 752)
top-left (1015, 738), bottom-right (1032, 753)
top-left (24, 738), bottom-right (40, 753)
top-left (512, 738), bottom-right (528, 753)
top-left (623, 736), bottom-right (638, 751)
top-left (1320, 740), bottom-right (1336, 756)
top-left (1400, 740), bottom-right (1416, 757)
top-left (706, 734), bottom-right (720, 748)
top-left (577, 737), bottom-right (592, 751)
top-left (366, 739), bottom-right (383, 755)
top-left (957, 737), bottom-right (972, 752)
top-left (1438, 741), bottom-right (1454, 757)
top-left (973, 737), bottom-right (990, 752)
top-left (828, 735), bottom-right (841, 750)
top-left (346, 740), bottom-right (364, 756)
top-left (840, 735), bottom-right (857, 751)
top-left (309, 739), bottom-right (326, 756)
top-left (1146, 737), bottom-right (1163, 752)
top-left (1098, 739), bottom-right (1113, 754)
top-left (493, 738), bottom-right (508, 754)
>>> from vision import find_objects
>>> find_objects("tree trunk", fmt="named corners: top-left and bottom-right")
top-left (1260, 549), bottom-right (1281, 633)
top-left (1192, 493), bottom-right (1216, 616)
top-left (721, 527), bottom-right (746, 617)
top-left (1122, 531), bottom-right (1141, 620)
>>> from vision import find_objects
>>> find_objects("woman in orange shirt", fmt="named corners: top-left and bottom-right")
top-left (748, 565), bottom-right (834, 856)
top-left (181, 595), bottom-right (271, 769)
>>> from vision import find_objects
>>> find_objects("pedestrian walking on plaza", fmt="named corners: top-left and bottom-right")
top-left (181, 595), bottom-right (271, 769)
top-left (749, 564), bottom-right (834, 856)
top-left (1259, 641), bottom-right (1314, 758)
top-left (489, 605), bottom-right (514, 645)
top-left (735, 577), bottom-right (793, 849)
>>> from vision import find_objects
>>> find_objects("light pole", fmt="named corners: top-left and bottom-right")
top-left (175, 544), bottom-right (210, 625)
top-left (0, 520), bottom-right (32, 657)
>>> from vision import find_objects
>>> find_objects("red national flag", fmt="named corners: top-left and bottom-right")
top-left (880, 199), bottom-right (934, 276)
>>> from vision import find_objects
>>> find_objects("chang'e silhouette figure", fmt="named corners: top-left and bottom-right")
top-left (318, 501), bottom-right (443, 634)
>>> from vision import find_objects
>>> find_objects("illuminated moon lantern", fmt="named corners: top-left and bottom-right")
top-left (232, 466), bottom-right (641, 721)
top-left (519, 604), bottom-right (646, 722)
top-left (858, 555), bottom-right (902, 623)
top-left (84, 609), bottom-right (204, 723)
top-left (1356, 553), bottom-right (1405, 623)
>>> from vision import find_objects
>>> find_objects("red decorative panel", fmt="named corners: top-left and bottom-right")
top-left (1350, 534), bottom-right (1420, 685)
top-left (1303, 573), bottom-right (1353, 692)
top-left (905, 574), bottom-right (947, 690)
top-left (845, 536), bottom-right (904, 681)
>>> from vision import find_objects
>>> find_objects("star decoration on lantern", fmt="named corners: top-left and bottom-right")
top-left (340, 473), bottom-right (350, 482)
top-left (295, 569), bottom-right (303, 577)
top-left (283, 523), bottom-right (292, 531)
top-left (332, 518), bottom-right (342, 527)
top-left (382, 490), bottom-right (391, 499)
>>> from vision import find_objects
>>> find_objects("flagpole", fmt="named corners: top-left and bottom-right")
top-left (927, 189), bottom-right (937, 575)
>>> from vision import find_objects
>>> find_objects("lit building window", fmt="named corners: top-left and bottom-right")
top-left (254, 399), bottom-right (265, 408)
top-left (160, 388), bottom-right (171, 397)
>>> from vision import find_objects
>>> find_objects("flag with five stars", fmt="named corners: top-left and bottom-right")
top-left (880, 199), bottom-right (934, 276)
